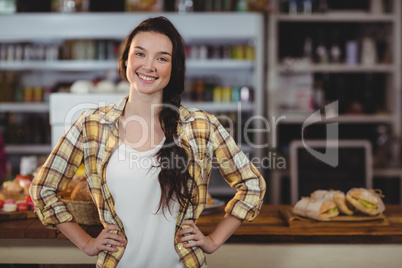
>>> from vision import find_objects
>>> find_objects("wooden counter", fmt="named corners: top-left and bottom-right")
top-left (1, 205), bottom-right (402, 243)
top-left (1, 205), bottom-right (402, 266)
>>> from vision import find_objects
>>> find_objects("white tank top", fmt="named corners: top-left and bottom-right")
top-left (106, 139), bottom-right (183, 268)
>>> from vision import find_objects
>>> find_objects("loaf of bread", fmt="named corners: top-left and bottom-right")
top-left (2, 181), bottom-right (23, 194)
top-left (70, 181), bottom-right (92, 201)
top-left (58, 175), bottom-right (86, 198)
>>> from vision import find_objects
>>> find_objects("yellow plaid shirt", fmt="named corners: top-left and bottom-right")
top-left (30, 96), bottom-right (266, 268)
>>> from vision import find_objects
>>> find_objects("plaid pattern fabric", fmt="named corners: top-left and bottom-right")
top-left (30, 96), bottom-right (266, 268)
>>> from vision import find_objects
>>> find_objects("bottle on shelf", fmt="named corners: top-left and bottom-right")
top-left (302, 0), bottom-right (312, 14)
top-left (313, 78), bottom-right (325, 111)
top-left (315, 30), bottom-right (328, 64)
top-left (178, 0), bottom-right (193, 14)
top-left (345, 40), bottom-right (359, 65)
top-left (317, 0), bottom-right (328, 13)
top-left (302, 37), bottom-right (313, 64)
top-left (288, 0), bottom-right (297, 14)
top-left (329, 30), bottom-right (341, 63)
top-left (361, 37), bottom-right (377, 66)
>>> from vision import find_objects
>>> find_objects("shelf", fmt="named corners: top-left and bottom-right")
top-left (5, 144), bottom-right (52, 154)
top-left (0, 102), bottom-right (49, 113)
top-left (0, 59), bottom-right (253, 71)
top-left (277, 114), bottom-right (394, 124)
top-left (272, 168), bottom-right (402, 178)
top-left (0, 13), bottom-right (262, 41)
top-left (278, 63), bottom-right (395, 73)
top-left (277, 12), bottom-right (395, 22)
top-left (182, 101), bottom-right (253, 112)
top-left (0, 60), bottom-right (118, 71)
top-left (187, 59), bottom-right (253, 70)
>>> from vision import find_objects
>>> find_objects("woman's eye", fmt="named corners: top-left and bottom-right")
top-left (158, 57), bottom-right (168, 62)
top-left (135, 52), bottom-right (144, 57)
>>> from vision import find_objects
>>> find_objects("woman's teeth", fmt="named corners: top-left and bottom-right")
top-left (138, 74), bottom-right (156, 81)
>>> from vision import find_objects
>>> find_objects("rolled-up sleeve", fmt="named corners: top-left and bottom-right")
top-left (211, 116), bottom-right (266, 222)
top-left (30, 114), bottom-right (85, 229)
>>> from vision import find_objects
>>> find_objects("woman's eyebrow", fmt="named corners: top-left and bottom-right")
top-left (134, 46), bottom-right (171, 56)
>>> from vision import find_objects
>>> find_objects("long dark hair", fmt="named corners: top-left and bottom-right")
top-left (119, 16), bottom-right (194, 213)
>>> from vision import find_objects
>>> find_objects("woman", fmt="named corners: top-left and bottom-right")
top-left (30, 16), bottom-right (266, 268)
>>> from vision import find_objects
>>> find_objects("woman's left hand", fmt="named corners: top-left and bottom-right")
top-left (176, 220), bottom-right (219, 254)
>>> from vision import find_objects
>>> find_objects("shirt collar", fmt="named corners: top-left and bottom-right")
top-left (179, 105), bottom-right (195, 124)
top-left (101, 95), bottom-right (128, 124)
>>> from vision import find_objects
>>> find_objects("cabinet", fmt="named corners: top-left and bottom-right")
top-left (0, 13), bottom-right (265, 197)
top-left (267, 0), bottom-right (402, 204)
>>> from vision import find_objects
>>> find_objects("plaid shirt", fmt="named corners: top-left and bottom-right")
top-left (30, 96), bottom-right (266, 268)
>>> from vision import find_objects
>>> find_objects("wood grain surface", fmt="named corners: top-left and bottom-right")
top-left (1, 205), bottom-right (402, 244)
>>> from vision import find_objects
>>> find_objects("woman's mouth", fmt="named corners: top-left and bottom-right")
top-left (137, 73), bottom-right (157, 82)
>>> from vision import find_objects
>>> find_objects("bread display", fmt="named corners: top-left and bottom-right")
top-left (346, 188), bottom-right (385, 216)
top-left (70, 180), bottom-right (92, 202)
top-left (293, 197), bottom-right (339, 220)
top-left (2, 181), bottom-right (23, 195)
top-left (58, 175), bottom-right (86, 198)
top-left (311, 189), bottom-right (354, 215)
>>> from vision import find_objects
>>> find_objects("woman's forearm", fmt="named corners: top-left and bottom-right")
top-left (178, 213), bottom-right (242, 254)
top-left (57, 222), bottom-right (93, 252)
top-left (57, 222), bottom-right (125, 256)
top-left (206, 213), bottom-right (242, 251)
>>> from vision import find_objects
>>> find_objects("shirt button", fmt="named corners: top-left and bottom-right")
top-left (177, 244), bottom-right (182, 250)
top-left (186, 264), bottom-right (190, 267)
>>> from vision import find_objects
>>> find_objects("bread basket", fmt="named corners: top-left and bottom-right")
top-left (62, 199), bottom-right (101, 225)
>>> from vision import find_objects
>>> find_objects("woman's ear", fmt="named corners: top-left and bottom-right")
top-left (125, 61), bottom-right (128, 66)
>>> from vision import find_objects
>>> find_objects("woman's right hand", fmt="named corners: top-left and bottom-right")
top-left (82, 224), bottom-right (126, 256)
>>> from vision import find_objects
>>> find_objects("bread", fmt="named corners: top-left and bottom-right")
top-left (58, 175), bottom-right (86, 198)
top-left (346, 188), bottom-right (385, 216)
top-left (2, 181), bottom-right (23, 194)
top-left (293, 197), bottom-right (339, 220)
top-left (70, 181), bottom-right (92, 201)
top-left (311, 189), bottom-right (354, 215)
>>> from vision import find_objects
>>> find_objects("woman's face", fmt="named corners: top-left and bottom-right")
top-left (126, 31), bottom-right (173, 98)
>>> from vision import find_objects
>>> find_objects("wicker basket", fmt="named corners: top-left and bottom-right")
top-left (63, 199), bottom-right (101, 225)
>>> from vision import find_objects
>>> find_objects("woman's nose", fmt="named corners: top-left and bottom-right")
top-left (142, 58), bottom-right (155, 71)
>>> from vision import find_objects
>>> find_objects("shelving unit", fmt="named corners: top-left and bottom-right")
top-left (0, 59), bottom-right (253, 71)
top-left (267, 0), bottom-right (402, 204)
top-left (0, 13), bottom-right (265, 197)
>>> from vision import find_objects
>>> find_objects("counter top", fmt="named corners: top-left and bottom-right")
top-left (1, 205), bottom-right (402, 244)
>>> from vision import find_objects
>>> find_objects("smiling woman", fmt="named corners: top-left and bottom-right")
top-left (30, 16), bottom-right (266, 268)
top-left (125, 31), bottom-right (172, 97)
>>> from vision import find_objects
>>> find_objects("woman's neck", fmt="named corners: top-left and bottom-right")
top-left (125, 91), bottom-right (163, 121)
